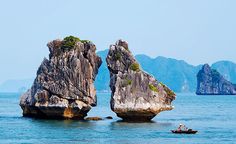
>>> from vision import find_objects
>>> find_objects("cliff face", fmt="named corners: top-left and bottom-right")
top-left (196, 64), bottom-right (236, 95)
top-left (106, 40), bottom-right (176, 121)
top-left (20, 36), bottom-right (102, 119)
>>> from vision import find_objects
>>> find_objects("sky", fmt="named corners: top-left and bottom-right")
top-left (0, 0), bottom-right (236, 84)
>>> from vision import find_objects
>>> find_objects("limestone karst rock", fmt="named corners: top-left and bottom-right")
top-left (196, 64), bottom-right (236, 95)
top-left (20, 36), bottom-right (102, 119)
top-left (106, 40), bottom-right (176, 121)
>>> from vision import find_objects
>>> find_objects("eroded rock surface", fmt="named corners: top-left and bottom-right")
top-left (106, 40), bottom-right (176, 121)
top-left (20, 36), bottom-right (102, 119)
top-left (196, 64), bottom-right (236, 95)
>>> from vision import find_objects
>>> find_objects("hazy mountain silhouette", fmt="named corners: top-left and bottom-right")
top-left (1, 50), bottom-right (236, 93)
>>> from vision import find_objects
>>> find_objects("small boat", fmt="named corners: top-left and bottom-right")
top-left (171, 129), bottom-right (198, 134)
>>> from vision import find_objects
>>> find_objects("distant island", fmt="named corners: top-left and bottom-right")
top-left (196, 64), bottom-right (236, 95)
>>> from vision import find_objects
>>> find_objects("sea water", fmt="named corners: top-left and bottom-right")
top-left (0, 93), bottom-right (236, 144)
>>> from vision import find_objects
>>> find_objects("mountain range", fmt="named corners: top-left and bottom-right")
top-left (1, 49), bottom-right (236, 93)
top-left (95, 50), bottom-right (236, 93)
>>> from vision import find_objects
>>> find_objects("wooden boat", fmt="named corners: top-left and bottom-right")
top-left (171, 129), bottom-right (198, 134)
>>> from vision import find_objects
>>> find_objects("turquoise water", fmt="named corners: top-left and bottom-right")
top-left (1, 93), bottom-right (236, 144)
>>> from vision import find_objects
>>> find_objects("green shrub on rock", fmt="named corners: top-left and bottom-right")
top-left (149, 84), bottom-right (158, 92)
top-left (114, 52), bottom-right (121, 61)
top-left (159, 82), bottom-right (165, 87)
top-left (122, 78), bottom-right (132, 87)
top-left (166, 89), bottom-right (175, 96)
top-left (130, 63), bottom-right (140, 72)
top-left (61, 36), bottom-right (81, 51)
top-left (127, 79), bottom-right (132, 85)
top-left (80, 40), bottom-right (90, 43)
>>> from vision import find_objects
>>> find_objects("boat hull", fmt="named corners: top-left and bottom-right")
top-left (171, 130), bottom-right (198, 134)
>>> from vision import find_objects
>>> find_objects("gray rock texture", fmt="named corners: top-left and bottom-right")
top-left (20, 36), bottom-right (102, 119)
top-left (106, 40), bottom-right (176, 121)
top-left (196, 64), bottom-right (236, 95)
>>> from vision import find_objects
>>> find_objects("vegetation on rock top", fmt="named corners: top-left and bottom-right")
top-left (61, 36), bottom-right (80, 51)
top-left (61, 36), bottom-right (90, 51)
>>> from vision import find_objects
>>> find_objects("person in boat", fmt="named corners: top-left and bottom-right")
top-left (177, 124), bottom-right (188, 131)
